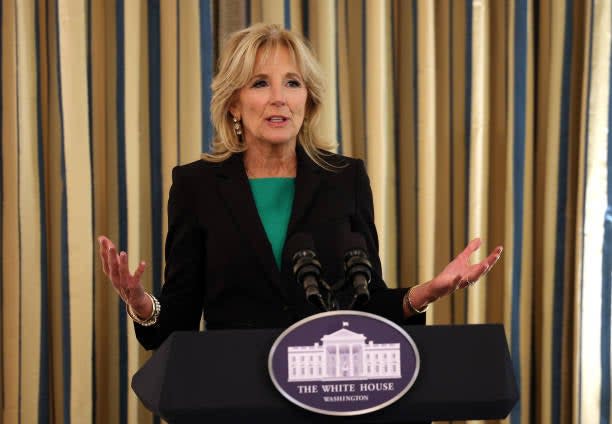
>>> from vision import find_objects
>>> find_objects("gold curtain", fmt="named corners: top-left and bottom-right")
top-left (2, 1), bottom-right (610, 423)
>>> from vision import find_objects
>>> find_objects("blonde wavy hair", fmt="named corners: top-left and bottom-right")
top-left (204, 23), bottom-right (336, 168)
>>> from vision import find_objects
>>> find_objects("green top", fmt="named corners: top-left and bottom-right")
top-left (248, 178), bottom-right (295, 268)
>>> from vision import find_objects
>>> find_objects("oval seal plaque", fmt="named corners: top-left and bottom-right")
top-left (268, 311), bottom-right (420, 416)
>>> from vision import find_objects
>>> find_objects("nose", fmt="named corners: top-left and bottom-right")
top-left (270, 83), bottom-right (286, 106)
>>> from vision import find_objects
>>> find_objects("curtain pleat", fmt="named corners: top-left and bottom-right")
top-left (466, 0), bottom-right (490, 325)
top-left (289, 0), bottom-right (303, 33)
top-left (507, 1), bottom-right (535, 423)
top-left (336, 0), bottom-right (351, 155)
top-left (345, 0), bottom-right (366, 160)
top-left (178, 0), bottom-right (203, 164)
top-left (55, 0), bottom-right (95, 422)
top-left (577, 0), bottom-right (611, 422)
top-left (306, 0), bottom-right (337, 151)
top-left (16, 0), bottom-right (44, 422)
top-left (2, 1), bottom-right (20, 423)
top-left (539, 1), bottom-right (564, 421)
top-left (2, 1), bottom-right (611, 423)
top-left (429, 0), bottom-right (453, 326)
top-left (47, 1), bottom-right (66, 422)
top-left (91, 0), bottom-right (121, 420)
top-left (199, 0), bottom-right (214, 154)
top-left (414, 0), bottom-right (437, 296)
top-left (364, 0), bottom-right (397, 287)
top-left (116, 2), bottom-right (130, 421)
top-left (449, 0), bottom-right (470, 326)
top-left (485, 0), bottom-right (508, 327)
top-left (250, 0), bottom-right (285, 26)
top-left (123, 2), bottom-right (150, 422)
top-left (218, 0), bottom-right (247, 40)
top-left (146, 3), bottom-right (164, 339)
top-left (160, 1), bottom-right (178, 260)
top-left (396, 0), bottom-right (418, 299)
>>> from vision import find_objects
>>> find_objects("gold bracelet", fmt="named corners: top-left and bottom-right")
top-left (404, 286), bottom-right (429, 314)
top-left (126, 293), bottom-right (160, 326)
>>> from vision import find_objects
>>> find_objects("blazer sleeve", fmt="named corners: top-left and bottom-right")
top-left (134, 166), bottom-right (206, 350)
top-left (351, 159), bottom-right (425, 325)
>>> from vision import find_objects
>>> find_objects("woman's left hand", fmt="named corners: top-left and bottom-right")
top-left (410, 238), bottom-right (503, 309)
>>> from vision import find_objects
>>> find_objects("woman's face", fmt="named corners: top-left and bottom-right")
top-left (230, 45), bottom-right (308, 149)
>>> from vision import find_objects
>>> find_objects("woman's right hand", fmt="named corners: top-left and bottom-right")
top-left (98, 235), bottom-right (152, 318)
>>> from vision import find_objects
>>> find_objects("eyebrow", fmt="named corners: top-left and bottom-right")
top-left (249, 72), bottom-right (303, 80)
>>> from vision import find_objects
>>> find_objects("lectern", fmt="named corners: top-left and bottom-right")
top-left (132, 324), bottom-right (518, 423)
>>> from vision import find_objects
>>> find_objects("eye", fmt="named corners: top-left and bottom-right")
top-left (251, 79), bottom-right (268, 88)
top-left (287, 79), bottom-right (302, 88)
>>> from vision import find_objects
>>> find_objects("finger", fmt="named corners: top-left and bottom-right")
top-left (118, 251), bottom-right (129, 286)
top-left (493, 245), bottom-right (503, 258)
top-left (104, 238), bottom-right (122, 277)
top-left (109, 238), bottom-right (116, 250)
top-left (484, 246), bottom-right (503, 269)
top-left (467, 237), bottom-right (482, 252)
top-left (462, 262), bottom-right (489, 284)
top-left (468, 237), bottom-right (482, 249)
top-left (108, 246), bottom-right (121, 282)
top-left (98, 238), bottom-right (110, 276)
top-left (457, 237), bottom-right (482, 260)
top-left (104, 236), bottom-right (117, 252)
top-left (465, 248), bottom-right (504, 284)
top-left (100, 237), bottom-right (114, 276)
top-left (118, 252), bottom-right (135, 299)
top-left (461, 244), bottom-right (502, 282)
top-left (130, 261), bottom-right (146, 288)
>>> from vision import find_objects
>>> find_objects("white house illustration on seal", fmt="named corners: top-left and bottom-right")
top-left (287, 322), bottom-right (401, 382)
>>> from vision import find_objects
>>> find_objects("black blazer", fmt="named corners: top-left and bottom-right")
top-left (135, 147), bottom-right (424, 350)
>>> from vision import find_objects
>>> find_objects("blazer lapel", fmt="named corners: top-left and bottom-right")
top-left (214, 153), bottom-right (284, 297)
top-left (286, 146), bottom-right (322, 237)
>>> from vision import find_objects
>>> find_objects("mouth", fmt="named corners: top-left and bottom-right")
top-left (266, 115), bottom-right (289, 123)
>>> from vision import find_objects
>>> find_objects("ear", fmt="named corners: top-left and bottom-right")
top-left (229, 102), bottom-right (240, 120)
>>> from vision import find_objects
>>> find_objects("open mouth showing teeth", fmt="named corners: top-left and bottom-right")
top-left (267, 117), bottom-right (287, 122)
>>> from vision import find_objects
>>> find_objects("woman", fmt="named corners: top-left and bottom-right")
top-left (98, 23), bottom-right (502, 350)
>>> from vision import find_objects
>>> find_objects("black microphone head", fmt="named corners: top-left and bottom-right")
top-left (343, 232), bottom-right (372, 282)
top-left (287, 233), bottom-right (326, 311)
top-left (342, 232), bottom-right (368, 262)
top-left (343, 232), bottom-right (372, 307)
top-left (286, 233), bottom-right (316, 263)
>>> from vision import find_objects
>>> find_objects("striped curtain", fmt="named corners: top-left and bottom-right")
top-left (1, 1), bottom-right (610, 423)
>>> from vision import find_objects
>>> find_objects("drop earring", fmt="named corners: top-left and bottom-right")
top-left (232, 117), bottom-right (243, 136)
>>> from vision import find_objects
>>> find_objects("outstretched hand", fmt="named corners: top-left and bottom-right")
top-left (428, 238), bottom-right (503, 299)
top-left (409, 238), bottom-right (503, 311)
top-left (98, 236), bottom-right (151, 317)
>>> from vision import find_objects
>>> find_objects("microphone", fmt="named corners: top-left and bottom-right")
top-left (343, 233), bottom-right (373, 306)
top-left (286, 233), bottom-right (327, 311)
